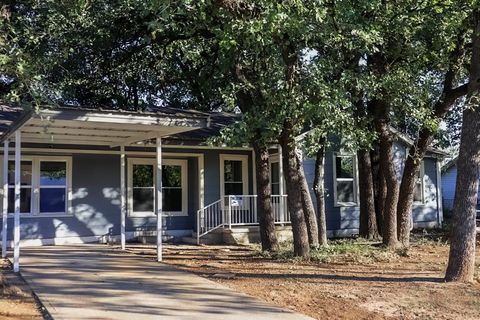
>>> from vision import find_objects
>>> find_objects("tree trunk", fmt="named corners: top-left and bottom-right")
top-left (373, 100), bottom-right (400, 249)
top-left (445, 10), bottom-right (480, 282)
top-left (358, 149), bottom-right (379, 239)
top-left (314, 140), bottom-right (328, 246)
top-left (371, 146), bottom-right (385, 237)
top-left (297, 149), bottom-right (319, 248)
top-left (444, 101), bottom-right (480, 282)
top-left (280, 123), bottom-right (310, 257)
top-left (252, 140), bottom-right (279, 251)
top-left (396, 137), bottom-right (431, 246)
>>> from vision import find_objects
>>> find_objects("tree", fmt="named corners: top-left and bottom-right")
top-left (445, 9), bottom-right (480, 283)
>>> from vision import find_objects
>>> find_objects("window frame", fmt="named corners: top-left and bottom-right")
top-left (269, 154), bottom-right (282, 196)
top-left (127, 158), bottom-right (188, 217)
top-left (2, 156), bottom-right (72, 217)
top-left (219, 154), bottom-right (249, 197)
top-left (332, 153), bottom-right (359, 207)
top-left (413, 161), bottom-right (425, 205)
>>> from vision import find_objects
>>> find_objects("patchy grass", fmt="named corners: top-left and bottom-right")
top-left (255, 239), bottom-right (396, 264)
top-left (128, 242), bottom-right (480, 320)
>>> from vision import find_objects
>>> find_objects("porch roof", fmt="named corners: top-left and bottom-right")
top-left (0, 103), bottom-right (210, 146)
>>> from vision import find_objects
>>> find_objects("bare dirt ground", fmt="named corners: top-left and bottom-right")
top-left (0, 259), bottom-right (44, 320)
top-left (129, 241), bottom-right (480, 320)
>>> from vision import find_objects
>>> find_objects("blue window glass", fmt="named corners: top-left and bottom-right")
top-left (40, 188), bottom-right (66, 213)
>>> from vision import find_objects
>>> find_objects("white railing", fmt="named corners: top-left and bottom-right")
top-left (196, 199), bottom-right (223, 243)
top-left (196, 195), bottom-right (290, 244)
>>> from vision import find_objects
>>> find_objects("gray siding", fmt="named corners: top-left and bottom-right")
top-left (0, 146), bottom-right (253, 242)
top-left (303, 144), bottom-right (441, 236)
top-left (442, 166), bottom-right (457, 209)
top-left (441, 165), bottom-right (480, 210)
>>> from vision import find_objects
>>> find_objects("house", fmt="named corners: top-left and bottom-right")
top-left (0, 103), bottom-right (445, 271)
top-left (442, 158), bottom-right (480, 212)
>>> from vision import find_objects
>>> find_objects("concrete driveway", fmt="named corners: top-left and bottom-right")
top-left (19, 245), bottom-right (312, 320)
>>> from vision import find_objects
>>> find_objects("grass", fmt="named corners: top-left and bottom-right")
top-left (255, 238), bottom-right (396, 264)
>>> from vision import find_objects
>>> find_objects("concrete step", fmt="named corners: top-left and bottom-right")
top-left (180, 236), bottom-right (218, 245)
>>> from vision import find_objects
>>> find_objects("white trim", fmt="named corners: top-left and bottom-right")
top-left (1, 140), bottom-right (8, 258)
top-left (120, 145), bottom-right (126, 250)
top-left (127, 158), bottom-right (188, 217)
top-left (2, 155), bottom-right (73, 217)
top-left (0, 145), bottom-right (252, 155)
top-left (252, 150), bottom-right (257, 195)
top-left (219, 154), bottom-right (249, 197)
top-left (436, 160), bottom-right (444, 226)
top-left (413, 161), bottom-right (426, 205)
top-left (156, 137), bottom-right (163, 262)
top-left (13, 131), bottom-right (20, 272)
top-left (332, 153), bottom-right (359, 207)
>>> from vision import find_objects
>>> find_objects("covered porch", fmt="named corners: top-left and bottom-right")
top-left (1, 106), bottom-right (209, 271)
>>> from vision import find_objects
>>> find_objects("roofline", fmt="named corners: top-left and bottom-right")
top-left (0, 109), bottom-right (33, 142)
top-left (0, 106), bottom-right (211, 143)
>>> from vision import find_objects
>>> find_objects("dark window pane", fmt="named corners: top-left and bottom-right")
top-left (336, 157), bottom-right (354, 179)
top-left (40, 188), bottom-right (66, 213)
top-left (133, 188), bottom-right (154, 212)
top-left (271, 162), bottom-right (279, 184)
top-left (163, 188), bottom-right (182, 212)
top-left (40, 162), bottom-right (66, 186)
top-left (225, 182), bottom-right (243, 195)
top-left (8, 161), bottom-right (32, 186)
top-left (133, 165), bottom-right (153, 187)
top-left (162, 165), bottom-right (181, 188)
top-left (8, 188), bottom-right (31, 213)
top-left (224, 160), bottom-right (243, 182)
top-left (337, 181), bottom-right (354, 203)
top-left (271, 183), bottom-right (280, 195)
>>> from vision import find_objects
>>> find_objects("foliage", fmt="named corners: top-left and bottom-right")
top-left (255, 239), bottom-right (395, 264)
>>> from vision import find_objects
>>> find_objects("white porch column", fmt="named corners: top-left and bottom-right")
top-left (2, 139), bottom-right (9, 258)
top-left (120, 145), bottom-right (126, 250)
top-left (156, 137), bottom-right (163, 262)
top-left (13, 131), bottom-right (21, 272)
top-left (278, 144), bottom-right (285, 222)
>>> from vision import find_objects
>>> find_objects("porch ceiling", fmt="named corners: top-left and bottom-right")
top-left (13, 108), bottom-right (209, 147)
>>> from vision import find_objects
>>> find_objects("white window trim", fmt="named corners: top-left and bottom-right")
top-left (1, 155), bottom-right (73, 217)
top-left (269, 154), bottom-right (283, 196)
top-left (413, 161), bottom-right (425, 205)
top-left (219, 154), bottom-right (249, 197)
top-left (127, 158), bottom-right (188, 217)
top-left (332, 153), bottom-right (359, 207)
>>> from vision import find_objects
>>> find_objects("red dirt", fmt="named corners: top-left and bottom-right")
top-left (0, 259), bottom-right (44, 320)
top-left (130, 242), bottom-right (480, 320)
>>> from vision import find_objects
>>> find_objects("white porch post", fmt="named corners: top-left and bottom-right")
top-left (156, 137), bottom-right (163, 262)
top-left (278, 144), bottom-right (285, 222)
top-left (120, 145), bottom-right (126, 250)
top-left (2, 139), bottom-right (9, 258)
top-left (13, 131), bottom-right (21, 272)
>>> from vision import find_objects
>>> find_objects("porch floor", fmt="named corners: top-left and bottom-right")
top-left (18, 244), bottom-right (311, 320)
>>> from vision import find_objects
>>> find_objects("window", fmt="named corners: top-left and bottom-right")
top-left (132, 164), bottom-right (154, 213)
top-left (5, 157), bottom-right (72, 215)
top-left (270, 162), bottom-right (280, 195)
top-left (7, 161), bottom-right (32, 213)
top-left (333, 154), bottom-right (358, 206)
top-left (39, 161), bottom-right (67, 213)
top-left (129, 159), bottom-right (188, 216)
top-left (413, 161), bottom-right (425, 203)
top-left (220, 155), bottom-right (248, 196)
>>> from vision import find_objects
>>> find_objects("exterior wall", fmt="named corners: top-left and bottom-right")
top-left (0, 145), bottom-right (254, 244)
top-left (442, 166), bottom-right (457, 210)
top-left (441, 164), bottom-right (480, 211)
top-left (302, 142), bottom-right (442, 237)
